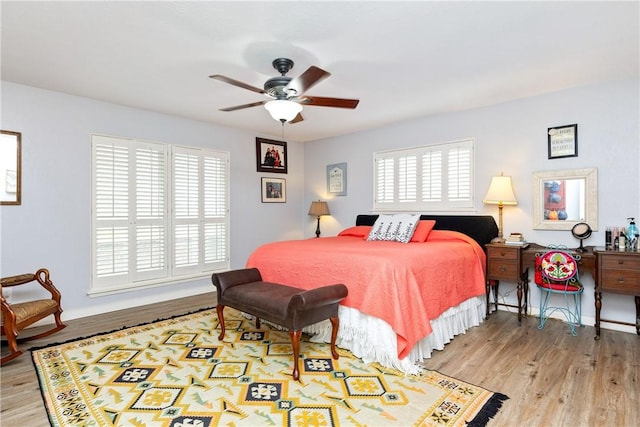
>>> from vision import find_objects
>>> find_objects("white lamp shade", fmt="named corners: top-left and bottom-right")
top-left (483, 175), bottom-right (518, 205)
top-left (264, 100), bottom-right (303, 122)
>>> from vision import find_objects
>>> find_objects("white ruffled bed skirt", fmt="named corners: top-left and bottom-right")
top-left (304, 295), bottom-right (486, 375)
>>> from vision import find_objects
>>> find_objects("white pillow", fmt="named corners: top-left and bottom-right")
top-left (367, 214), bottom-right (420, 243)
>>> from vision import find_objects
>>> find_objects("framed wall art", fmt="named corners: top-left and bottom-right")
top-left (548, 124), bottom-right (578, 159)
top-left (256, 137), bottom-right (287, 174)
top-left (326, 162), bottom-right (347, 196)
top-left (261, 177), bottom-right (286, 203)
top-left (1, 130), bottom-right (22, 205)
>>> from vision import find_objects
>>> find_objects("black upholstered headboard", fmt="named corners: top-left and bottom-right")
top-left (355, 214), bottom-right (498, 250)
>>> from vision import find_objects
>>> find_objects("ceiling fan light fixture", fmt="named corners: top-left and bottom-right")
top-left (264, 100), bottom-right (302, 123)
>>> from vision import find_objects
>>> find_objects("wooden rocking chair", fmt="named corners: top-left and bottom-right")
top-left (1, 268), bottom-right (66, 364)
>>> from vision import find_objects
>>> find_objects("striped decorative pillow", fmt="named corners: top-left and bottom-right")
top-left (367, 214), bottom-right (420, 243)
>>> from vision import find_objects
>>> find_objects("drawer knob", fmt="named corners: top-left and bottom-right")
top-left (500, 267), bottom-right (506, 272)
top-left (500, 252), bottom-right (506, 256)
top-left (618, 259), bottom-right (624, 265)
top-left (617, 277), bottom-right (625, 283)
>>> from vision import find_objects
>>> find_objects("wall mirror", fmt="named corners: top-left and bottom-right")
top-left (532, 167), bottom-right (597, 230)
top-left (0, 130), bottom-right (22, 205)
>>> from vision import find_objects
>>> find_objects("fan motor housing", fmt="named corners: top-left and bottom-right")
top-left (264, 76), bottom-right (292, 98)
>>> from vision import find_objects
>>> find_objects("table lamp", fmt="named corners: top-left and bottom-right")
top-left (483, 173), bottom-right (518, 243)
top-left (308, 201), bottom-right (330, 238)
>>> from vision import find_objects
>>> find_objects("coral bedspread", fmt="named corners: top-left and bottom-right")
top-left (246, 230), bottom-right (486, 359)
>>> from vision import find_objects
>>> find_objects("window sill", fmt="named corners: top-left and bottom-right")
top-left (88, 271), bottom-right (219, 297)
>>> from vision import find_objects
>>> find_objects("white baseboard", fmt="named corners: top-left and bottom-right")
top-left (25, 284), bottom-right (215, 329)
top-left (497, 305), bottom-right (637, 335)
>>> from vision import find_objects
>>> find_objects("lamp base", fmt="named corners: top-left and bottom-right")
top-left (491, 236), bottom-right (506, 244)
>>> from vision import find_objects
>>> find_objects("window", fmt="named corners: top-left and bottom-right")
top-left (373, 139), bottom-right (474, 211)
top-left (91, 134), bottom-right (229, 294)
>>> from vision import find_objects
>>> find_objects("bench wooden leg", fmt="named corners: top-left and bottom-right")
top-left (216, 305), bottom-right (226, 340)
top-left (330, 316), bottom-right (340, 360)
top-left (289, 330), bottom-right (302, 381)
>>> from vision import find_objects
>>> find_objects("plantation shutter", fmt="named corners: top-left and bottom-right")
top-left (172, 146), bottom-right (229, 275)
top-left (92, 136), bottom-right (168, 288)
top-left (374, 156), bottom-right (395, 204)
top-left (203, 154), bottom-right (228, 268)
top-left (134, 142), bottom-right (168, 281)
top-left (93, 136), bottom-right (130, 286)
top-left (398, 152), bottom-right (417, 203)
top-left (91, 135), bottom-right (229, 294)
top-left (445, 141), bottom-right (473, 208)
top-left (373, 139), bottom-right (474, 211)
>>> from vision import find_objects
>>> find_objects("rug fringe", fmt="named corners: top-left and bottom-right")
top-left (28, 306), bottom-right (215, 352)
top-left (466, 392), bottom-right (509, 427)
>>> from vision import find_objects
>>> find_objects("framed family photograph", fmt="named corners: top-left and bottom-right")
top-left (261, 177), bottom-right (286, 203)
top-left (548, 124), bottom-right (578, 159)
top-left (256, 137), bottom-right (287, 174)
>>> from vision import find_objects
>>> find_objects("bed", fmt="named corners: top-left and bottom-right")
top-left (246, 214), bottom-right (498, 374)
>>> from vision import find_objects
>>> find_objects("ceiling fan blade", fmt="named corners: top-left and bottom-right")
top-left (290, 113), bottom-right (304, 124)
top-left (209, 74), bottom-right (265, 95)
top-left (301, 96), bottom-right (360, 109)
top-left (219, 100), bottom-right (266, 112)
top-left (285, 66), bottom-right (330, 96)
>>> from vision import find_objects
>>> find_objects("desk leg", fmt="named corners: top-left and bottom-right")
top-left (594, 290), bottom-right (602, 341)
top-left (516, 278), bottom-right (523, 325)
top-left (521, 268), bottom-right (529, 317)
top-left (635, 296), bottom-right (640, 336)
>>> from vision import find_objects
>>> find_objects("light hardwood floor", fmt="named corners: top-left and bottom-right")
top-left (1, 293), bottom-right (638, 426)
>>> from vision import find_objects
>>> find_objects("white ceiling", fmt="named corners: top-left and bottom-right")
top-left (2, 1), bottom-right (638, 142)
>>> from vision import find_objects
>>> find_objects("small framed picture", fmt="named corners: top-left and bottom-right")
top-left (548, 124), bottom-right (578, 159)
top-left (256, 137), bottom-right (287, 174)
top-left (327, 162), bottom-right (347, 196)
top-left (261, 177), bottom-right (286, 203)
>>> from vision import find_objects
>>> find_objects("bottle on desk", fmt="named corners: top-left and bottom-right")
top-left (626, 217), bottom-right (639, 251)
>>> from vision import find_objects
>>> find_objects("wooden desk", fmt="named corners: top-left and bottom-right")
top-left (486, 244), bottom-right (595, 324)
top-left (520, 244), bottom-right (639, 339)
top-left (521, 243), bottom-right (596, 278)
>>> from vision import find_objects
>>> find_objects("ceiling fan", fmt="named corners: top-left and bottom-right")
top-left (209, 58), bottom-right (359, 124)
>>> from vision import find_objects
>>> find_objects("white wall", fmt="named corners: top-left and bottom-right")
top-left (2, 79), bottom-right (638, 333)
top-left (304, 78), bottom-right (640, 332)
top-left (0, 82), bottom-right (305, 320)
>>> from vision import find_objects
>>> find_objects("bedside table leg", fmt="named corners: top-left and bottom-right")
top-left (485, 280), bottom-right (490, 316)
top-left (486, 280), bottom-right (500, 316)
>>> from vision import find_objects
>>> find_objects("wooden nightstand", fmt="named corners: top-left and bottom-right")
top-left (594, 248), bottom-right (640, 339)
top-left (485, 243), bottom-right (529, 323)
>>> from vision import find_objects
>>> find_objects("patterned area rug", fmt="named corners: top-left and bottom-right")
top-left (32, 308), bottom-right (507, 426)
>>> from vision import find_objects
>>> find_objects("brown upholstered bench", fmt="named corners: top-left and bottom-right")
top-left (211, 268), bottom-right (348, 380)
